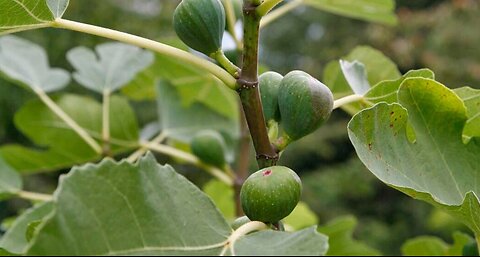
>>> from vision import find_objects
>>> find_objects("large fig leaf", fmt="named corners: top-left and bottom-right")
top-left (348, 78), bottom-right (480, 234)
top-left (0, 35), bottom-right (70, 92)
top-left (0, 94), bottom-right (138, 174)
top-left (303, 0), bottom-right (397, 25)
top-left (0, 155), bottom-right (21, 199)
top-left (0, 0), bottom-right (69, 35)
top-left (0, 202), bottom-right (53, 254)
top-left (26, 154), bottom-right (328, 255)
top-left (67, 43), bottom-right (154, 94)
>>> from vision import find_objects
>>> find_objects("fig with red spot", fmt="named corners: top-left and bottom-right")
top-left (240, 166), bottom-right (302, 223)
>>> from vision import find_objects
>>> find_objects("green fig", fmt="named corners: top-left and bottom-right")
top-left (278, 70), bottom-right (333, 141)
top-left (259, 71), bottom-right (283, 123)
top-left (191, 130), bottom-right (227, 168)
top-left (173, 0), bottom-right (225, 56)
top-left (240, 166), bottom-right (302, 223)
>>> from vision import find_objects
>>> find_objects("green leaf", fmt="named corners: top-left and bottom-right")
top-left (365, 68), bottom-right (435, 104)
top-left (157, 81), bottom-right (239, 143)
top-left (454, 87), bottom-right (480, 140)
top-left (0, 35), bottom-right (70, 92)
top-left (67, 43), bottom-right (154, 94)
top-left (234, 227), bottom-right (328, 256)
top-left (339, 60), bottom-right (370, 95)
top-left (283, 202), bottom-right (319, 231)
top-left (348, 77), bottom-right (480, 234)
top-left (324, 46), bottom-right (401, 98)
top-left (0, 0), bottom-right (69, 35)
top-left (0, 202), bottom-right (53, 255)
top-left (402, 236), bottom-right (448, 256)
top-left (0, 248), bottom-right (16, 256)
top-left (0, 94), bottom-right (139, 174)
top-left (27, 154), bottom-right (328, 255)
top-left (122, 40), bottom-right (238, 119)
top-left (318, 215), bottom-right (381, 256)
top-left (303, 0), bottom-right (397, 25)
top-left (401, 232), bottom-right (473, 256)
top-left (203, 179), bottom-right (235, 220)
top-left (0, 155), bottom-right (22, 199)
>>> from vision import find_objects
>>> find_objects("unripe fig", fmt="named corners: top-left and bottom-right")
top-left (259, 71), bottom-right (283, 123)
top-left (191, 130), bottom-right (227, 168)
top-left (173, 0), bottom-right (225, 56)
top-left (240, 166), bottom-right (302, 223)
top-left (278, 70), bottom-right (333, 141)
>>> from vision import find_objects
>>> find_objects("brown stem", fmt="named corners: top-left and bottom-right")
top-left (234, 107), bottom-right (251, 217)
top-left (237, 1), bottom-right (278, 169)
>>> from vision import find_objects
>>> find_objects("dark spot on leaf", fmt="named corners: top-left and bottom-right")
top-left (368, 143), bottom-right (372, 150)
top-left (390, 123), bottom-right (394, 128)
top-left (390, 111), bottom-right (394, 116)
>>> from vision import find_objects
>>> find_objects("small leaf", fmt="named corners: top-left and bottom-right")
top-left (348, 78), bottom-right (480, 234)
top-left (27, 154), bottom-right (328, 255)
top-left (67, 43), bottom-right (154, 93)
top-left (318, 215), bottom-right (381, 256)
top-left (0, 94), bottom-right (139, 174)
top-left (339, 60), bottom-right (370, 95)
top-left (324, 46), bottom-right (401, 98)
top-left (454, 87), bottom-right (480, 140)
top-left (0, 35), bottom-right (70, 92)
top-left (0, 0), bottom-right (69, 35)
top-left (0, 155), bottom-right (22, 199)
top-left (0, 202), bottom-right (53, 255)
top-left (303, 0), bottom-right (397, 25)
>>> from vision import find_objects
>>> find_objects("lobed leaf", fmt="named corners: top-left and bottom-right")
top-left (26, 154), bottom-right (328, 255)
top-left (67, 43), bottom-right (154, 94)
top-left (0, 35), bottom-right (70, 92)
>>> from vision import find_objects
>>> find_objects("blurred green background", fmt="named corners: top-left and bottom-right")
top-left (1, 0), bottom-right (479, 255)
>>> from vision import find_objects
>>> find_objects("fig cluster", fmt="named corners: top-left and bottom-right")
top-left (259, 70), bottom-right (334, 147)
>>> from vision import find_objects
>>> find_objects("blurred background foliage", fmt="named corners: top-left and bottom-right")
top-left (1, 0), bottom-right (479, 255)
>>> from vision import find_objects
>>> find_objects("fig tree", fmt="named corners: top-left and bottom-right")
top-left (240, 166), bottom-right (302, 223)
